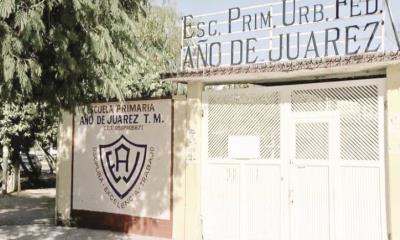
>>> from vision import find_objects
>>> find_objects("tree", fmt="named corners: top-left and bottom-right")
top-left (0, 0), bottom-right (149, 108)
top-left (0, 99), bottom-right (59, 188)
top-left (0, 0), bottom-right (150, 192)
top-left (0, 0), bottom-right (182, 107)
top-left (0, 1), bottom-right (181, 192)
top-left (122, 5), bottom-right (181, 97)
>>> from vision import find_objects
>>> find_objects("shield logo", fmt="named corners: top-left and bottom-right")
top-left (99, 135), bottom-right (147, 199)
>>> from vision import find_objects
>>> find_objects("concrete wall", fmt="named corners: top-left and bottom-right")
top-left (386, 65), bottom-right (400, 240)
top-left (55, 98), bottom-right (194, 238)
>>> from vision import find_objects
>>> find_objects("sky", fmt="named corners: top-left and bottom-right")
top-left (153, 0), bottom-right (400, 20)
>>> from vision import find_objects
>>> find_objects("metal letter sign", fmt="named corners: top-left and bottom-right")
top-left (181, 0), bottom-right (385, 70)
top-left (99, 135), bottom-right (147, 199)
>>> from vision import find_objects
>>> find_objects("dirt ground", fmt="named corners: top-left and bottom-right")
top-left (0, 159), bottom-right (167, 240)
top-left (0, 189), bottom-right (56, 226)
top-left (0, 188), bottom-right (167, 240)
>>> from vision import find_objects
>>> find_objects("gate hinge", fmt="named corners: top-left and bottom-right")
top-left (384, 100), bottom-right (388, 110)
top-left (201, 109), bottom-right (204, 118)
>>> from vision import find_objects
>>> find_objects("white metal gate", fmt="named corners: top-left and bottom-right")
top-left (201, 79), bottom-right (387, 240)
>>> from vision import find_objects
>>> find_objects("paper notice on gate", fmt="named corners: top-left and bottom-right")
top-left (228, 136), bottom-right (260, 159)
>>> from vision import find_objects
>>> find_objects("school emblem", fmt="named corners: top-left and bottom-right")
top-left (99, 135), bottom-right (147, 199)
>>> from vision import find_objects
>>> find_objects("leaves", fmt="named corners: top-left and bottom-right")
top-left (89, 26), bottom-right (120, 63)
top-left (0, 100), bottom-right (59, 159)
top-left (13, 10), bottom-right (29, 33)
top-left (0, 1), bottom-right (181, 106)
top-left (16, 60), bottom-right (30, 92)
top-left (125, 6), bottom-right (181, 97)
top-left (0, 0), bottom-right (155, 107)
top-left (0, 0), bottom-right (15, 19)
top-left (2, 55), bottom-right (15, 83)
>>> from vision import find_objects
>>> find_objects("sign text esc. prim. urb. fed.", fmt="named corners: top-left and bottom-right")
top-left (183, 0), bottom-right (382, 68)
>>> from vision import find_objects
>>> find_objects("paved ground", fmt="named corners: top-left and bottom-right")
top-left (0, 189), bottom-right (166, 240)
top-left (0, 189), bottom-right (55, 226)
top-left (0, 225), bottom-right (169, 240)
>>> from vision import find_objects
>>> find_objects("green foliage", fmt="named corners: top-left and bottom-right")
top-left (0, 99), bottom-right (59, 156)
top-left (0, 1), bottom-right (181, 173)
top-left (124, 6), bottom-right (181, 97)
top-left (0, 0), bottom-right (151, 109)
top-left (0, 1), bottom-right (181, 106)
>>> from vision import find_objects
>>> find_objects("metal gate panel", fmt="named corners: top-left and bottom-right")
top-left (336, 167), bottom-right (383, 240)
top-left (295, 122), bottom-right (329, 160)
top-left (243, 164), bottom-right (282, 240)
top-left (202, 163), bottom-right (240, 240)
top-left (202, 87), bottom-right (283, 240)
top-left (289, 113), bottom-right (339, 240)
top-left (290, 80), bottom-right (386, 240)
top-left (291, 85), bottom-right (380, 161)
top-left (207, 90), bottom-right (280, 160)
top-left (292, 166), bottom-right (330, 240)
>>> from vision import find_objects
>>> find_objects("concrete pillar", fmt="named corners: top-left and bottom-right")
top-left (386, 65), bottom-right (400, 240)
top-left (172, 96), bottom-right (188, 240)
top-left (184, 82), bottom-right (203, 240)
top-left (56, 111), bottom-right (74, 224)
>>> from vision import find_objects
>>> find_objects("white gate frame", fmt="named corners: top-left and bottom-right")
top-left (201, 78), bottom-right (388, 240)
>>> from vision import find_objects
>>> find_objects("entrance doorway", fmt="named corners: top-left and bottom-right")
top-left (201, 79), bottom-right (387, 240)
top-left (290, 113), bottom-right (339, 240)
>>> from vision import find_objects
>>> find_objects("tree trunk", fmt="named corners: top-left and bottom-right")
top-left (19, 155), bottom-right (30, 175)
top-left (1, 145), bottom-right (10, 194)
top-left (21, 151), bottom-right (40, 186)
top-left (38, 144), bottom-right (55, 174)
top-left (38, 145), bottom-right (55, 174)
top-left (11, 159), bottom-right (21, 193)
